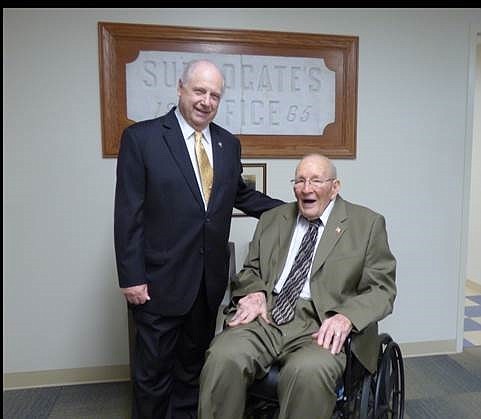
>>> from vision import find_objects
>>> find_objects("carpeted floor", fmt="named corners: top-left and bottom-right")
top-left (4, 346), bottom-right (481, 418)
top-left (3, 382), bottom-right (132, 419)
top-left (404, 346), bottom-right (481, 419)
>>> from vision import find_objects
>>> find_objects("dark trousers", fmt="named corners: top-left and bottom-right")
top-left (130, 281), bottom-right (217, 419)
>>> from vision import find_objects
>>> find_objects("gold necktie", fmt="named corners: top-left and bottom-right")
top-left (194, 131), bottom-right (213, 204)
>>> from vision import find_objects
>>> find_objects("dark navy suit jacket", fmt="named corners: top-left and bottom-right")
top-left (114, 108), bottom-right (282, 315)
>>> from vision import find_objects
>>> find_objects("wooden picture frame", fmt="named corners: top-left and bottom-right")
top-left (233, 163), bottom-right (267, 217)
top-left (98, 22), bottom-right (358, 159)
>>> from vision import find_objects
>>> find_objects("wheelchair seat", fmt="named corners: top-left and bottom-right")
top-left (245, 332), bottom-right (405, 419)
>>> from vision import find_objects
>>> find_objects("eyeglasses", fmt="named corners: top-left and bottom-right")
top-left (290, 177), bottom-right (335, 189)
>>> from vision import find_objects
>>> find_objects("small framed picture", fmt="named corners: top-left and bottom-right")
top-left (233, 163), bottom-right (267, 217)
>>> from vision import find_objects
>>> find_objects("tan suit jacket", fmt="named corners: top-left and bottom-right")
top-left (231, 197), bottom-right (397, 372)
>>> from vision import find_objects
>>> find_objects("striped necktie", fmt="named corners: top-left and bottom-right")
top-left (271, 218), bottom-right (322, 325)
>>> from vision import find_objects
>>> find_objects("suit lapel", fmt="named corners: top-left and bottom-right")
top-left (275, 204), bottom-right (299, 280)
top-left (161, 110), bottom-right (204, 208)
top-left (311, 197), bottom-right (348, 275)
top-left (209, 125), bottom-right (226, 211)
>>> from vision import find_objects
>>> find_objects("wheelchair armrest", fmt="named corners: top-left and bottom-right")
top-left (342, 334), bottom-right (355, 400)
top-left (223, 300), bottom-right (237, 315)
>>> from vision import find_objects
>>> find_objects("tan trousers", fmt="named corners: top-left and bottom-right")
top-left (198, 299), bottom-right (346, 419)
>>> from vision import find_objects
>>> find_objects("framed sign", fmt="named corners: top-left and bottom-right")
top-left (233, 163), bottom-right (267, 217)
top-left (98, 22), bottom-right (358, 158)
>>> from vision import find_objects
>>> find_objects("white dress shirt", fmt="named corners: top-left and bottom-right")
top-left (175, 109), bottom-right (213, 208)
top-left (274, 199), bottom-right (335, 299)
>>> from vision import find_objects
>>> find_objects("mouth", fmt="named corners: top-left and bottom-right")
top-left (194, 107), bottom-right (210, 117)
top-left (302, 198), bottom-right (317, 207)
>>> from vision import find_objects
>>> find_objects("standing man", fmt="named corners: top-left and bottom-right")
top-left (114, 59), bottom-right (283, 418)
top-left (199, 154), bottom-right (397, 419)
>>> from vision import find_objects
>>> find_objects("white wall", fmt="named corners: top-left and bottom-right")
top-left (4, 8), bottom-right (481, 383)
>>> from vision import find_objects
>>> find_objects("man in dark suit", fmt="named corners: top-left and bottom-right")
top-left (199, 154), bottom-right (396, 419)
top-left (114, 59), bottom-right (283, 419)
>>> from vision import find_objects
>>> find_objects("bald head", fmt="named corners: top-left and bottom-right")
top-left (293, 154), bottom-right (340, 220)
top-left (295, 154), bottom-right (337, 179)
top-left (180, 60), bottom-right (225, 94)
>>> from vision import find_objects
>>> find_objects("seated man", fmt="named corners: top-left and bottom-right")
top-left (198, 153), bottom-right (397, 419)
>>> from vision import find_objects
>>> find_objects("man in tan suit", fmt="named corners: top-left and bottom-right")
top-left (198, 154), bottom-right (396, 419)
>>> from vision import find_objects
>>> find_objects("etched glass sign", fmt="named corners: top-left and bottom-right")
top-left (126, 51), bottom-right (335, 135)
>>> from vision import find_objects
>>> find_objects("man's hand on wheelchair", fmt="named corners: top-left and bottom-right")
top-left (228, 292), bottom-right (270, 327)
top-left (312, 314), bottom-right (353, 355)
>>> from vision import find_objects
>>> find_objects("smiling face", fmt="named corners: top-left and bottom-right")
top-left (177, 60), bottom-right (224, 132)
top-left (293, 154), bottom-right (341, 220)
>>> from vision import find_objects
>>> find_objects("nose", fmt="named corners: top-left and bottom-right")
top-left (301, 179), bottom-right (315, 191)
top-left (200, 93), bottom-right (213, 107)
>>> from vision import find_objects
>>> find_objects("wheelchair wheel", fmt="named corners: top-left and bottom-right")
top-left (357, 373), bottom-right (375, 419)
top-left (342, 369), bottom-right (373, 419)
top-left (373, 339), bottom-right (405, 418)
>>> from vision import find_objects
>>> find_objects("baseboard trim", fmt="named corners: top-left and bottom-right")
top-left (399, 339), bottom-right (457, 357)
top-left (4, 365), bottom-right (130, 390)
top-left (2, 339), bottom-right (461, 389)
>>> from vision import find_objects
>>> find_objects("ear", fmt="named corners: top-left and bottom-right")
top-left (330, 179), bottom-right (341, 199)
top-left (177, 79), bottom-right (183, 96)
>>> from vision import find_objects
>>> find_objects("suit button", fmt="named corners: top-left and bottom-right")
top-left (200, 248), bottom-right (204, 254)
top-left (206, 218), bottom-right (211, 223)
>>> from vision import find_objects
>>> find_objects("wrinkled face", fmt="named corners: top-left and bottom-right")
top-left (294, 155), bottom-right (340, 220)
top-left (177, 62), bottom-right (223, 131)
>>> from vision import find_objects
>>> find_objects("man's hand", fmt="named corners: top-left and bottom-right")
top-left (312, 313), bottom-right (352, 354)
top-left (228, 292), bottom-right (270, 327)
top-left (121, 284), bottom-right (150, 305)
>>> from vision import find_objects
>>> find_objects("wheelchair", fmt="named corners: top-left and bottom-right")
top-left (244, 331), bottom-right (405, 419)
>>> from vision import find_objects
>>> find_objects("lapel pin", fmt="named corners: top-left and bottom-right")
top-left (336, 226), bottom-right (341, 234)
top-left (218, 142), bottom-right (223, 148)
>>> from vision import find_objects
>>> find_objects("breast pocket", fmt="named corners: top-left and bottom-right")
top-left (321, 253), bottom-right (364, 293)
